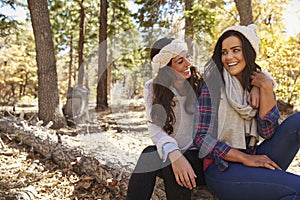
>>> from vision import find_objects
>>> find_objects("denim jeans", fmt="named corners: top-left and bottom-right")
top-left (205, 112), bottom-right (300, 200)
top-left (126, 145), bottom-right (205, 200)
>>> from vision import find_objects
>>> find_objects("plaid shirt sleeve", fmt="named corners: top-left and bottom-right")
top-left (193, 83), bottom-right (231, 171)
top-left (256, 103), bottom-right (280, 139)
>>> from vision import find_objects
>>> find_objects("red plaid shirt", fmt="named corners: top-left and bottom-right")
top-left (193, 83), bottom-right (280, 171)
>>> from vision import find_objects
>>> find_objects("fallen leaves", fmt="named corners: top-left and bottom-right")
top-left (0, 137), bottom-right (123, 199)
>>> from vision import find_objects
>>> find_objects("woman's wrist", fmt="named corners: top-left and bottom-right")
top-left (237, 152), bottom-right (249, 164)
top-left (259, 80), bottom-right (274, 91)
top-left (168, 149), bottom-right (182, 162)
top-left (225, 148), bottom-right (248, 164)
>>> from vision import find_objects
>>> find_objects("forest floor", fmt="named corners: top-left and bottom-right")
top-left (0, 98), bottom-right (299, 199)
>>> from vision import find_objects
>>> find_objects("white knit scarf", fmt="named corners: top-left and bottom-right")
top-left (217, 69), bottom-right (259, 149)
top-left (151, 39), bottom-right (188, 73)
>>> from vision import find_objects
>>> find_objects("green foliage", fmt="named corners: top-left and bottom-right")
top-left (184, 0), bottom-right (222, 67)
top-left (258, 32), bottom-right (300, 106)
top-left (0, 0), bottom-right (299, 108)
top-left (0, 0), bottom-right (26, 37)
top-left (49, 0), bottom-right (76, 52)
top-left (251, 0), bottom-right (299, 106)
top-left (132, 0), bottom-right (179, 29)
top-left (252, 0), bottom-right (289, 27)
top-left (0, 23), bottom-right (37, 105)
top-left (0, 14), bottom-right (19, 37)
top-left (184, 0), bottom-right (221, 40)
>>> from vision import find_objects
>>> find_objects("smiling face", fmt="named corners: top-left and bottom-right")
top-left (170, 51), bottom-right (192, 80)
top-left (221, 35), bottom-right (246, 83)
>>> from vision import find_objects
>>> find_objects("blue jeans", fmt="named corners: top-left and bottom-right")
top-left (205, 112), bottom-right (300, 200)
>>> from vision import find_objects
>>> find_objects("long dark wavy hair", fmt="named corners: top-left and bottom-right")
top-left (211, 30), bottom-right (261, 92)
top-left (149, 38), bottom-right (203, 135)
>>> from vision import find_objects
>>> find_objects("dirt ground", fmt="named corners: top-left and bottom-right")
top-left (0, 98), bottom-right (299, 199)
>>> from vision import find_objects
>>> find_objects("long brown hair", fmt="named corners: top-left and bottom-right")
top-left (150, 38), bottom-right (203, 135)
top-left (212, 30), bottom-right (261, 92)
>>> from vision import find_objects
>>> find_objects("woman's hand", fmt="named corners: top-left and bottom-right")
top-left (168, 150), bottom-right (197, 190)
top-left (248, 86), bottom-right (260, 108)
top-left (241, 154), bottom-right (282, 170)
top-left (224, 149), bottom-right (281, 170)
top-left (224, 148), bottom-right (282, 170)
top-left (251, 71), bottom-right (274, 90)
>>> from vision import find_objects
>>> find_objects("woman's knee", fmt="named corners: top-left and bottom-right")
top-left (278, 112), bottom-right (300, 145)
top-left (282, 112), bottom-right (300, 130)
top-left (142, 145), bottom-right (157, 153)
top-left (134, 145), bottom-right (161, 173)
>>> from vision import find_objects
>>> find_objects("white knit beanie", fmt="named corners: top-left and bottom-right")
top-left (222, 24), bottom-right (260, 55)
top-left (151, 39), bottom-right (188, 73)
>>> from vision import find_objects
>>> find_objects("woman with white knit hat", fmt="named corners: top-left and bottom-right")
top-left (194, 24), bottom-right (300, 199)
top-left (126, 37), bottom-right (206, 200)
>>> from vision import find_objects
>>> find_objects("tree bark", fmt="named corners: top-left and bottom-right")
top-left (184, 0), bottom-right (193, 54)
top-left (96, 0), bottom-right (108, 110)
top-left (77, 0), bottom-right (85, 87)
top-left (68, 35), bottom-right (74, 88)
top-left (234, 0), bottom-right (254, 25)
top-left (27, 0), bottom-right (66, 129)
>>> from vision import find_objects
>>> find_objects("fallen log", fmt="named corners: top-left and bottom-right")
top-left (0, 116), bottom-right (217, 200)
top-left (0, 116), bottom-right (130, 199)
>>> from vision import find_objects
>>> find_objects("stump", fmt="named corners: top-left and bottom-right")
top-left (63, 86), bottom-right (89, 126)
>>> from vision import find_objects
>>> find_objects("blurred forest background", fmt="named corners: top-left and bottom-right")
top-left (0, 0), bottom-right (299, 129)
top-left (0, 1), bottom-right (299, 198)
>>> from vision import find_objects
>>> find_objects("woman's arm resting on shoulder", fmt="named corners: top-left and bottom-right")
top-left (251, 71), bottom-right (276, 118)
top-left (247, 86), bottom-right (260, 108)
top-left (251, 72), bottom-right (280, 139)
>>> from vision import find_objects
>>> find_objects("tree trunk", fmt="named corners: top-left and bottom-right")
top-left (184, 0), bottom-right (193, 54)
top-left (68, 35), bottom-right (73, 88)
top-left (77, 0), bottom-right (85, 87)
top-left (27, 0), bottom-right (66, 129)
top-left (234, 0), bottom-right (254, 25)
top-left (107, 7), bottom-right (116, 102)
top-left (96, 0), bottom-right (108, 111)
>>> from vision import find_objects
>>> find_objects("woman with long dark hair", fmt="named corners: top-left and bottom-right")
top-left (126, 37), bottom-right (205, 200)
top-left (194, 24), bottom-right (300, 199)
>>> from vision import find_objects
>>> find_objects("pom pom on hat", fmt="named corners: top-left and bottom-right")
top-left (222, 24), bottom-right (260, 55)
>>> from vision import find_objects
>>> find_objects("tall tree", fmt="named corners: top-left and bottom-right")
top-left (27, 0), bottom-right (66, 129)
top-left (184, 0), bottom-right (193, 53)
top-left (68, 35), bottom-right (74, 88)
top-left (234, 0), bottom-right (253, 25)
top-left (96, 0), bottom-right (108, 110)
top-left (77, 0), bottom-right (85, 87)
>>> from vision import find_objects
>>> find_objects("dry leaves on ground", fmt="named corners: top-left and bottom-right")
top-left (0, 100), bottom-right (299, 199)
top-left (0, 136), bottom-right (123, 200)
